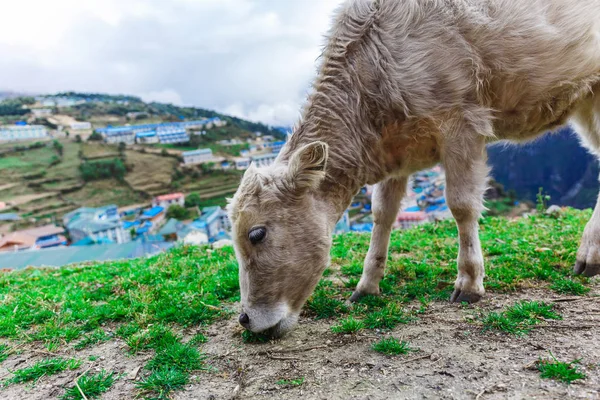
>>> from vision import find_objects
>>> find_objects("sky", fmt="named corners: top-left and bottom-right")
top-left (0, 0), bottom-right (343, 126)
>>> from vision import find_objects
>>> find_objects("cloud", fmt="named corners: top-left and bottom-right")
top-left (0, 0), bottom-right (343, 126)
top-left (140, 89), bottom-right (184, 106)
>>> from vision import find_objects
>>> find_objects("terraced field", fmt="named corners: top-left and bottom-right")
top-left (0, 140), bottom-right (239, 230)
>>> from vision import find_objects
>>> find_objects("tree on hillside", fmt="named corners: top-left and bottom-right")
top-left (201, 162), bottom-right (215, 174)
top-left (88, 131), bottom-right (103, 141)
top-left (52, 140), bottom-right (64, 157)
top-left (184, 192), bottom-right (201, 208)
top-left (80, 158), bottom-right (126, 182)
top-left (166, 205), bottom-right (190, 221)
top-left (75, 134), bottom-right (82, 143)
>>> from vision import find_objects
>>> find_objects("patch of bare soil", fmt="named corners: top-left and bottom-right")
top-left (1, 288), bottom-right (599, 400)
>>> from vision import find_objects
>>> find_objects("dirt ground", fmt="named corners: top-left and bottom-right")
top-left (1, 286), bottom-right (598, 400)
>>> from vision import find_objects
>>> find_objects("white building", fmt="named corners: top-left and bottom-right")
top-left (136, 131), bottom-right (159, 144)
top-left (0, 125), bottom-right (48, 142)
top-left (251, 153), bottom-right (278, 167)
top-left (31, 109), bottom-right (53, 118)
top-left (153, 193), bottom-right (185, 209)
top-left (105, 131), bottom-right (135, 145)
top-left (183, 148), bottom-right (214, 165)
top-left (64, 205), bottom-right (130, 244)
top-left (70, 121), bottom-right (92, 130)
top-left (157, 127), bottom-right (189, 144)
top-left (233, 157), bottom-right (251, 170)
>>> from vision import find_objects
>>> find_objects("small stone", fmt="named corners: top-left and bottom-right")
top-left (545, 205), bottom-right (562, 216)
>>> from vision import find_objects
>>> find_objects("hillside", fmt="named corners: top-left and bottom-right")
top-left (0, 139), bottom-right (244, 232)
top-left (488, 127), bottom-right (599, 209)
top-left (0, 209), bottom-right (598, 399)
top-left (0, 92), bottom-right (283, 231)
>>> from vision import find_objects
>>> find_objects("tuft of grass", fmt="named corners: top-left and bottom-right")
top-left (146, 342), bottom-right (205, 372)
top-left (241, 330), bottom-right (270, 343)
top-left (188, 332), bottom-right (208, 346)
top-left (538, 353), bottom-right (586, 384)
top-left (136, 366), bottom-right (188, 399)
top-left (0, 343), bottom-right (9, 363)
top-left (550, 279), bottom-right (590, 296)
top-left (372, 337), bottom-right (414, 355)
top-left (276, 377), bottom-right (305, 386)
top-left (482, 301), bottom-right (561, 335)
top-left (306, 283), bottom-right (348, 320)
top-left (88, 355), bottom-right (98, 362)
top-left (74, 329), bottom-right (110, 350)
top-left (331, 317), bottom-right (364, 334)
top-left (125, 325), bottom-right (179, 354)
top-left (7, 357), bottom-right (81, 385)
top-left (363, 302), bottom-right (413, 330)
top-left (61, 370), bottom-right (117, 400)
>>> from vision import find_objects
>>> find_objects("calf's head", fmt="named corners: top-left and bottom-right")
top-left (228, 141), bottom-right (334, 337)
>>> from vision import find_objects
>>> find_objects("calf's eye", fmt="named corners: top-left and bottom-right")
top-left (248, 226), bottom-right (267, 244)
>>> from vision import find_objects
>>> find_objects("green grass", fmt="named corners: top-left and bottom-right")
top-left (73, 328), bottom-right (110, 350)
top-left (188, 332), bottom-right (208, 346)
top-left (482, 301), bottom-right (562, 335)
top-left (331, 316), bottom-right (365, 334)
top-left (276, 377), bottom-right (305, 386)
top-left (145, 342), bottom-right (205, 372)
top-left (241, 330), bottom-right (271, 343)
top-left (550, 278), bottom-right (590, 295)
top-left (538, 353), bottom-right (587, 383)
top-left (306, 282), bottom-right (348, 319)
top-left (0, 343), bottom-right (9, 363)
top-left (363, 302), bottom-right (414, 330)
top-left (372, 337), bottom-right (414, 355)
top-left (0, 208), bottom-right (596, 398)
top-left (61, 370), bottom-right (117, 400)
top-left (136, 366), bottom-right (189, 399)
top-left (6, 357), bottom-right (81, 385)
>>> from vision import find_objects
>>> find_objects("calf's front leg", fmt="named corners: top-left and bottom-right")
top-left (350, 176), bottom-right (407, 302)
top-left (443, 135), bottom-right (489, 303)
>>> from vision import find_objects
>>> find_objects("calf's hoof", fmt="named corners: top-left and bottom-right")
top-left (348, 291), bottom-right (367, 303)
top-left (574, 261), bottom-right (600, 277)
top-left (450, 289), bottom-right (482, 304)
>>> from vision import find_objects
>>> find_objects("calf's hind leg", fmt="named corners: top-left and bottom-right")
top-left (572, 93), bottom-right (600, 277)
top-left (350, 176), bottom-right (408, 302)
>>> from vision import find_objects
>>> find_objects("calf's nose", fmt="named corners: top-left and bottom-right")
top-left (238, 312), bottom-right (250, 328)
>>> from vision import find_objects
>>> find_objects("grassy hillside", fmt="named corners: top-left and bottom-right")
top-left (0, 209), bottom-right (597, 399)
top-left (0, 139), bottom-right (244, 231)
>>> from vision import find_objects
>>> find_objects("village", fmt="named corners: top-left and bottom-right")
top-left (0, 94), bottom-right (451, 270)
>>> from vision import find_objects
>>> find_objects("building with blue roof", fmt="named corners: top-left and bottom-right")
top-left (183, 148), bottom-right (213, 165)
top-left (334, 210), bottom-right (351, 234)
top-left (137, 206), bottom-right (165, 233)
top-left (0, 124), bottom-right (48, 142)
top-left (271, 141), bottom-right (286, 154)
top-left (251, 153), bottom-right (278, 167)
top-left (64, 205), bottom-right (130, 244)
top-left (156, 127), bottom-right (189, 144)
top-left (97, 118), bottom-right (223, 145)
top-left (135, 130), bottom-right (158, 144)
top-left (191, 206), bottom-right (231, 243)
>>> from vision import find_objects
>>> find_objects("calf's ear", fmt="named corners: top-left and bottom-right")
top-left (287, 141), bottom-right (329, 191)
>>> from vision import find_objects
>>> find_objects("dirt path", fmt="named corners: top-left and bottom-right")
top-left (1, 288), bottom-right (598, 400)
